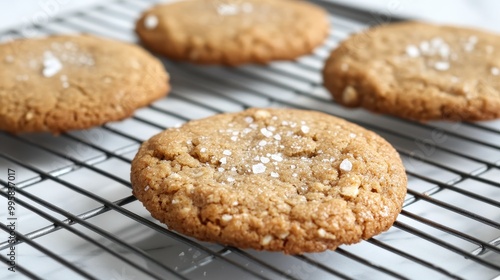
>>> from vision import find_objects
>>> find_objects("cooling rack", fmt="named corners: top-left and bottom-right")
top-left (0, 0), bottom-right (499, 279)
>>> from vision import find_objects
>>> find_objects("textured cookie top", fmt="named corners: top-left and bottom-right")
top-left (135, 0), bottom-right (330, 65)
top-left (0, 34), bottom-right (169, 133)
top-left (323, 21), bottom-right (500, 121)
top-left (131, 108), bottom-right (407, 254)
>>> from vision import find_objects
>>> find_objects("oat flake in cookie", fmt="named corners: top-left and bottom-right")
top-left (323, 21), bottom-right (500, 121)
top-left (0, 34), bottom-right (169, 133)
top-left (135, 0), bottom-right (330, 65)
top-left (131, 108), bottom-right (407, 254)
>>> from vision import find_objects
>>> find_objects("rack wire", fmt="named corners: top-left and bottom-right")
top-left (0, 0), bottom-right (499, 279)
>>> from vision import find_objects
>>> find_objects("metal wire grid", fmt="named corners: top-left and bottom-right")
top-left (0, 0), bottom-right (498, 279)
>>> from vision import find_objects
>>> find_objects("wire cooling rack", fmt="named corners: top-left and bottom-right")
top-left (0, 0), bottom-right (499, 279)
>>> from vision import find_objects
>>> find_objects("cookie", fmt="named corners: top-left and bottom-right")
top-left (0, 34), bottom-right (169, 133)
top-left (323, 21), bottom-right (500, 121)
top-left (135, 0), bottom-right (330, 65)
top-left (131, 108), bottom-right (407, 254)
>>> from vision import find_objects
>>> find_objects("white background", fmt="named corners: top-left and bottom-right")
top-left (1, 0), bottom-right (500, 32)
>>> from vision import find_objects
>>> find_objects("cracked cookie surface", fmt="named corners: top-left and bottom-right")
top-left (135, 0), bottom-right (330, 65)
top-left (131, 108), bottom-right (407, 254)
top-left (323, 21), bottom-right (500, 121)
top-left (0, 34), bottom-right (169, 133)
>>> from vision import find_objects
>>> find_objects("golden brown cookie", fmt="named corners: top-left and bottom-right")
top-left (323, 21), bottom-right (500, 121)
top-left (0, 34), bottom-right (169, 133)
top-left (131, 108), bottom-right (407, 254)
top-left (135, 0), bottom-right (330, 65)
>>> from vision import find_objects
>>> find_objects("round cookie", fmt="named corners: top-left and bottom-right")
top-left (0, 34), bottom-right (169, 133)
top-left (131, 108), bottom-right (407, 254)
top-left (323, 21), bottom-right (500, 121)
top-left (135, 0), bottom-right (330, 65)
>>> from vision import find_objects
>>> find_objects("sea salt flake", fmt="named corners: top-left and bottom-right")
top-left (261, 235), bottom-right (273, 245)
top-left (463, 37), bottom-right (477, 53)
top-left (220, 157), bottom-right (227, 164)
top-left (260, 128), bottom-right (273, 138)
top-left (217, 3), bottom-right (239, 15)
top-left (271, 154), bottom-right (283, 162)
top-left (260, 157), bottom-right (270, 164)
top-left (439, 45), bottom-right (450, 57)
top-left (144, 15), bottom-right (158, 29)
top-left (222, 214), bottom-right (233, 221)
top-left (42, 51), bottom-right (63, 77)
top-left (60, 75), bottom-right (69, 88)
top-left (405, 45), bottom-right (420, 57)
top-left (179, 252), bottom-right (185, 257)
top-left (273, 134), bottom-right (281, 141)
top-left (267, 126), bottom-right (276, 132)
top-left (301, 125), bottom-right (310, 134)
top-left (170, 173), bottom-right (181, 179)
top-left (434, 61), bottom-right (449, 71)
top-left (223, 150), bottom-right (232, 156)
top-left (430, 37), bottom-right (444, 48)
top-left (231, 136), bottom-right (238, 141)
top-left (200, 148), bottom-right (207, 153)
top-left (419, 41), bottom-right (430, 53)
top-left (340, 159), bottom-right (353, 171)
top-left (259, 140), bottom-right (267, 147)
top-left (244, 116), bottom-right (254, 123)
top-left (380, 206), bottom-right (390, 217)
top-left (491, 67), bottom-right (499, 76)
top-left (270, 172), bottom-right (279, 178)
top-left (349, 133), bottom-right (357, 138)
top-left (231, 167), bottom-right (237, 172)
top-left (292, 173), bottom-right (298, 177)
top-left (218, 167), bottom-right (225, 172)
top-left (252, 163), bottom-right (266, 174)
top-left (227, 177), bottom-right (235, 182)
top-left (144, 185), bottom-right (150, 191)
top-left (254, 156), bottom-right (260, 161)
